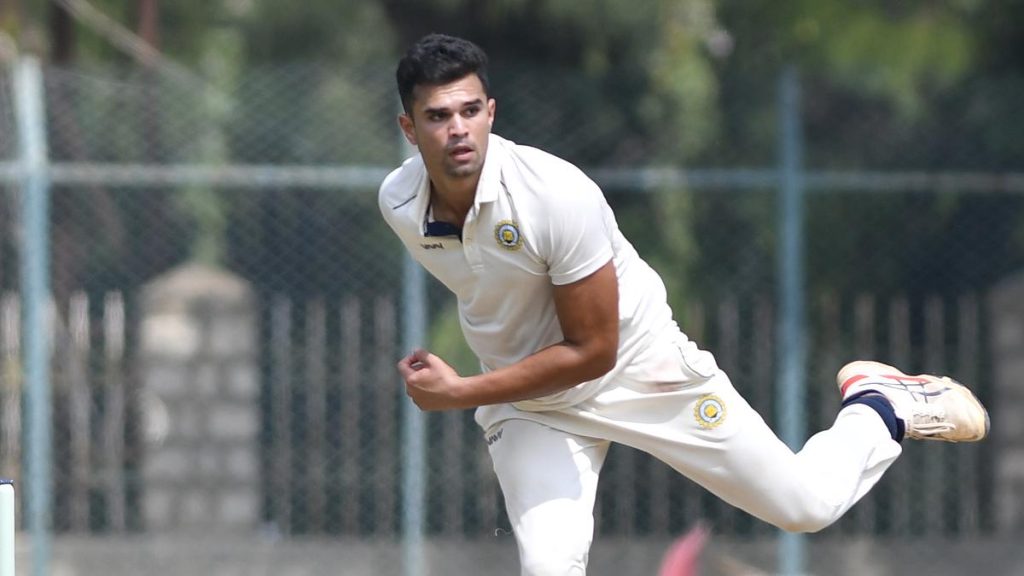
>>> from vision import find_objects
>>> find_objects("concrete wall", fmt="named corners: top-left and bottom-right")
top-left (139, 263), bottom-right (260, 532)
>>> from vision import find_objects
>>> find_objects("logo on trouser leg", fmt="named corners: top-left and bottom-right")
top-left (694, 394), bottom-right (727, 429)
top-left (486, 428), bottom-right (504, 446)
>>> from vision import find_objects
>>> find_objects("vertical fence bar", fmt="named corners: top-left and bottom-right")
top-left (475, 450), bottom-right (499, 539)
top-left (67, 292), bottom-right (91, 531)
top-left (887, 296), bottom-right (911, 535)
top-left (0, 295), bottom-right (21, 510)
top-left (752, 296), bottom-right (775, 537)
top-left (339, 296), bottom-right (361, 534)
top-left (647, 455), bottom-right (670, 536)
top-left (305, 298), bottom-right (327, 532)
top-left (852, 295), bottom-right (877, 532)
top-left (957, 293), bottom-right (980, 533)
top-left (682, 301), bottom-right (706, 524)
top-left (399, 130), bottom-right (428, 576)
top-left (103, 292), bottom-right (126, 531)
top-left (374, 297), bottom-right (397, 536)
top-left (14, 55), bottom-right (52, 576)
top-left (923, 296), bottom-right (946, 534)
top-left (815, 293), bottom-right (840, 436)
top-left (776, 64), bottom-right (807, 576)
top-left (612, 447), bottom-right (636, 535)
top-left (716, 298), bottom-right (740, 531)
top-left (751, 295), bottom-right (775, 418)
top-left (270, 296), bottom-right (293, 534)
top-left (440, 410), bottom-right (464, 535)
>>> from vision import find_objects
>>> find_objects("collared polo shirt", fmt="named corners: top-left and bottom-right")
top-left (379, 134), bottom-right (710, 411)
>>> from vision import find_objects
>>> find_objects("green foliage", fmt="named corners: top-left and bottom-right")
top-left (13, 0), bottom-right (1024, 305)
top-left (238, 0), bottom-right (394, 64)
top-left (804, 3), bottom-right (973, 117)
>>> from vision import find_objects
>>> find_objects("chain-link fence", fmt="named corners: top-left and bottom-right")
top-left (1, 56), bottom-right (1023, 575)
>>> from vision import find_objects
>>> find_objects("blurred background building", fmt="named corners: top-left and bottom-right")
top-left (0, 0), bottom-right (1022, 574)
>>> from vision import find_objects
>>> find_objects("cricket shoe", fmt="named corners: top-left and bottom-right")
top-left (837, 361), bottom-right (989, 442)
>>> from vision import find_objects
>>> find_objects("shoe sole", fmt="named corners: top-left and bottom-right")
top-left (837, 360), bottom-right (990, 442)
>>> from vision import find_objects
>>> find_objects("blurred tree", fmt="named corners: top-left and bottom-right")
top-left (6, 0), bottom-right (1022, 304)
top-left (238, 0), bottom-right (394, 63)
top-left (36, 0), bottom-right (230, 297)
top-left (702, 0), bottom-right (1024, 299)
top-left (223, 1), bottom-right (403, 299)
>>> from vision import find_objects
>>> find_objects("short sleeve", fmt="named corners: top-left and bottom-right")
top-left (542, 176), bottom-right (614, 285)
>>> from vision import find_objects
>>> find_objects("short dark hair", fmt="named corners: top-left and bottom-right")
top-left (396, 34), bottom-right (490, 115)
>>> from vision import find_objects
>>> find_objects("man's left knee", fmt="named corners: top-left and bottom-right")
top-left (773, 511), bottom-right (834, 533)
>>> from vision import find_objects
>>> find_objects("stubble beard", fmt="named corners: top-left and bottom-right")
top-left (443, 155), bottom-right (483, 179)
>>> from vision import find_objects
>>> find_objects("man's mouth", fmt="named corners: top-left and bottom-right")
top-left (449, 144), bottom-right (474, 161)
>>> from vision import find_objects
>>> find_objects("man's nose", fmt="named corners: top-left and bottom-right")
top-left (449, 115), bottom-right (468, 136)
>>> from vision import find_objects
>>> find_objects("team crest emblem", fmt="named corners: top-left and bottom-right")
top-left (694, 394), bottom-right (727, 429)
top-left (494, 220), bottom-right (523, 250)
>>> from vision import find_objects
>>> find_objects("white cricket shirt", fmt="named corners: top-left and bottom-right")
top-left (379, 134), bottom-right (715, 412)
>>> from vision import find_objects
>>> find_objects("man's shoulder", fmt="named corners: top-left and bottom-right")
top-left (496, 135), bottom-right (592, 189)
top-left (378, 154), bottom-right (426, 210)
top-left (499, 136), bottom-right (575, 171)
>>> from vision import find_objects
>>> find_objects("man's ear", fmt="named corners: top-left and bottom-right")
top-left (398, 114), bottom-right (417, 146)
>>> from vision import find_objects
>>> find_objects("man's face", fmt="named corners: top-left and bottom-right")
top-left (399, 74), bottom-right (495, 181)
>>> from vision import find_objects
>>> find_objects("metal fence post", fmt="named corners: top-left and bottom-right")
top-left (776, 64), bottom-right (808, 576)
top-left (398, 120), bottom-right (428, 576)
top-left (13, 55), bottom-right (52, 576)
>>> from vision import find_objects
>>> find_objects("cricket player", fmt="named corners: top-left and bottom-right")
top-left (379, 33), bottom-right (990, 576)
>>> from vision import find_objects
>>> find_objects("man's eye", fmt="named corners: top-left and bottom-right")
top-left (463, 107), bottom-right (480, 117)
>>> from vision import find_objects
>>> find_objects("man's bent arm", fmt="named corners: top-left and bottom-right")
top-left (457, 259), bottom-right (619, 407)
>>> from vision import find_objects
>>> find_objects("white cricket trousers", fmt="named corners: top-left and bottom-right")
top-left (477, 370), bottom-right (902, 576)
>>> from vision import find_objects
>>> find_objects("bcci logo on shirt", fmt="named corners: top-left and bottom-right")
top-left (694, 394), bottom-right (727, 429)
top-left (494, 220), bottom-right (523, 250)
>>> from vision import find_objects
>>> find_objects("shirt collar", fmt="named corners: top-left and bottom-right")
top-left (473, 133), bottom-right (505, 206)
top-left (414, 133), bottom-right (508, 234)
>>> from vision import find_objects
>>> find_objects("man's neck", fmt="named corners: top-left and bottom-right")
top-left (430, 178), bottom-right (477, 227)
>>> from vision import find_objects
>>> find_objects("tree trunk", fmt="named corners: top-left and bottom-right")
top-left (137, 0), bottom-right (159, 55)
top-left (49, 0), bottom-right (75, 63)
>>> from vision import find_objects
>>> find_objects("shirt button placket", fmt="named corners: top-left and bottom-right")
top-left (463, 211), bottom-right (483, 270)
